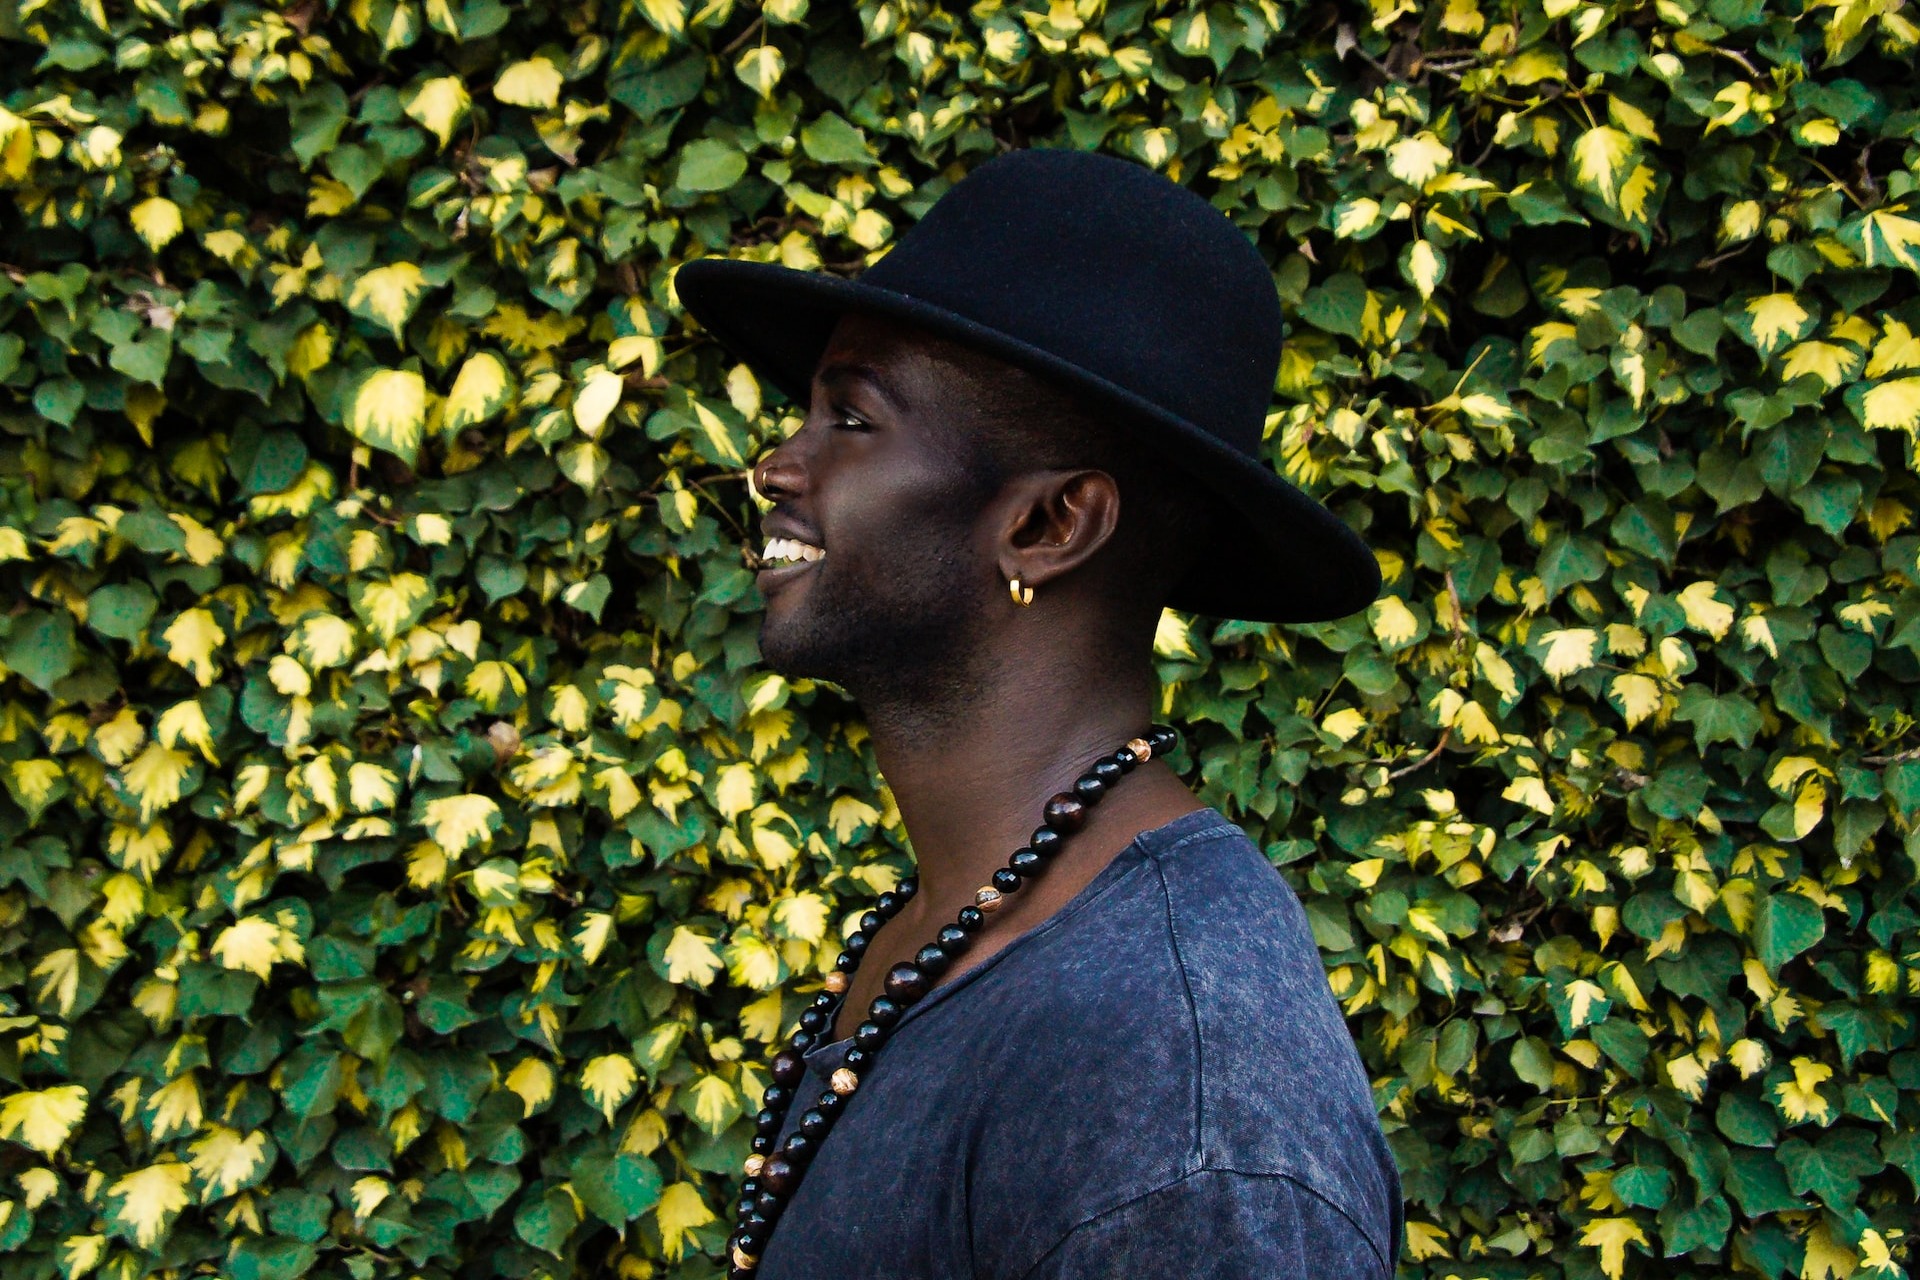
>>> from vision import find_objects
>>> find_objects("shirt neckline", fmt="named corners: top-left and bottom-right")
top-left (800, 805), bottom-right (1238, 1078)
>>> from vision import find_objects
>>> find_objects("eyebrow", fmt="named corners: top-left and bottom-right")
top-left (814, 360), bottom-right (907, 416)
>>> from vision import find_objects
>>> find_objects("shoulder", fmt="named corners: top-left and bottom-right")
top-left (960, 811), bottom-right (1401, 1277)
top-left (1012, 1166), bottom-right (1392, 1280)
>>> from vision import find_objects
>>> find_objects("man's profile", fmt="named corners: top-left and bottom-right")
top-left (677, 148), bottom-right (1401, 1279)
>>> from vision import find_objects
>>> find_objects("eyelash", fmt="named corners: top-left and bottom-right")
top-left (827, 405), bottom-right (870, 431)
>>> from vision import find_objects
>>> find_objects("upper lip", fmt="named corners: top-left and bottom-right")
top-left (759, 518), bottom-right (824, 550)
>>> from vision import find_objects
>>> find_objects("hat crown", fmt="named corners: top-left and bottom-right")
top-left (858, 149), bottom-right (1281, 457)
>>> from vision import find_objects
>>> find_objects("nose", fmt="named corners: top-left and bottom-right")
top-left (753, 431), bottom-right (806, 502)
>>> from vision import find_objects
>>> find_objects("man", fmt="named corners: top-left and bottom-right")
top-left (675, 149), bottom-right (1400, 1279)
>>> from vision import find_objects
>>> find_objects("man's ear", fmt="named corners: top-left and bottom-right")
top-left (997, 468), bottom-right (1121, 590)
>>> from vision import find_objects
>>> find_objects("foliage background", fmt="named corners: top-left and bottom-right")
top-left (1, 0), bottom-right (1918, 1277)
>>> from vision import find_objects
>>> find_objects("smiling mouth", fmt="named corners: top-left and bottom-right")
top-left (753, 536), bottom-right (825, 588)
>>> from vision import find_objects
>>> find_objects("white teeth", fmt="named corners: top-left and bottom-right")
top-left (760, 536), bottom-right (824, 565)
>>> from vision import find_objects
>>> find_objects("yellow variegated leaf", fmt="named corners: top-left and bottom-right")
top-left (291, 614), bottom-right (357, 668)
top-left (735, 44), bottom-right (786, 98)
top-left (210, 917), bottom-right (283, 980)
top-left (1570, 126), bottom-right (1635, 205)
top-left (714, 762), bottom-right (756, 821)
top-left (422, 794), bottom-right (501, 854)
top-left (128, 197), bottom-right (183, 251)
top-left (1540, 628), bottom-right (1598, 681)
top-left (1386, 132), bottom-right (1451, 186)
top-left (1862, 377), bottom-right (1920, 431)
top-left (347, 369), bottom-right (427, 461)
top-left (107, 1161), bottom-right (192, 1248)
top-left (358, 573), bottom-right (432, 642)
top-left (1781, 340), bottom-right (1860, 388)
top-left (1370, 596), bottom-right (1419, 648)
top-left (405, 75), bottom-right (470, 147)
top-left (772, 892), bottom-right (829, 944)
top-left (661, 926), bottom-right (723, 987)
top-left (0, 1085), bottom-right (89, 1154)
top-left (1609, 673), bottom-right (1663, 728)
top-left (444, 351), bottom-right (512, 430)
top-left (573, 364), bottom-right (623, 436)
top-left (186, 1125), bottom-right (269, 1199)
top-left (579, 1054), bottom-right (638, 1122)
top-left (574, 911), bottom-right (615, 964)
top-left (1746, 293), bottom-right (1812, 356)
top-left (161, 607), bottom-right (225, 686)
top-left (348, 263), bottom-right (427, 340)
top-left (505, 1058), bottom-right (555, 1115)
top-left (1676, 581), bottom-right (1735, 639)
top-left (494, 58), bottom-right (563, 109)
top-left (348, 762), bottom-right (399, 812)
top-left (655, 1182), bottom-right (715, 1262)
top-left (121, 742), bottom-right (194, 823)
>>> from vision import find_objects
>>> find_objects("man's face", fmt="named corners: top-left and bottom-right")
top-left (750, 314), bottom-right (1004, 702)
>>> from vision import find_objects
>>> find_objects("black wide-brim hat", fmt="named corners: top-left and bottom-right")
top-left (675, 148), bottom-right (1380, 625)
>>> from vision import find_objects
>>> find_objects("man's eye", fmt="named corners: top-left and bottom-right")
top-left (830, 409), bottom-right (870, 431)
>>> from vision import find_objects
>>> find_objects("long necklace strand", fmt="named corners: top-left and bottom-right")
top-left (725, 725), bottom-right (1181, 1276)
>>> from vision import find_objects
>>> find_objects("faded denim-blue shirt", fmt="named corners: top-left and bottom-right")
top-left (756, 807), bottom-right (1403, 1279)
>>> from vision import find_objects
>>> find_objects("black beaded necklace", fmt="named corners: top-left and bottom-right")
top-left (725, 724), bottom-right (1181, 1276)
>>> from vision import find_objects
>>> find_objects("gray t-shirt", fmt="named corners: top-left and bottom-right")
top-left (756, 807), bottom-right (1402, 1279)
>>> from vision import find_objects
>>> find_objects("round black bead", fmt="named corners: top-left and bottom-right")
top-left (1029, 827), bottom-right (1063, 856)
top-left (1009, 848), bottom-right (1043, 878)
top-left (812, 991), bottom-right (837, 1008)
top-left (761, 1084), bottom-right (792, 1112)
top-left (816, 1089), bottom-right (845, 1116)
top-left (1073, 774), bottom-right (1106, 803)
top-left (866, 996), bottom-right (901, 1027)
top-left (756, 1190), bottom-right (783, 1219)
top-left (798, 1007), bottom-right (828, 1034)
top-left (875, 891), bottom-right (901, 918)
top-left (760, 1156), bottom-right (795, 1195)
top-left (991, 868), bottom-right (1021, 893)
top-left (897, 876), bottom-right (918, 899)
top-left (1113, 747), bottom-right (1138, 771)
top-left (956, 906), bottom-right (985, 932)
top-left (1043, 792), bottom-right (1088, 833)
top-left (781, 1132), bottom-right (815, 1164)
top-left (835, 949), bottom-right (858, 971)
top-left (858, 910), bottom-right (883, 934)
top-left (741, 1224), bottom-right (769, 1252)
top-left (798, 1108), bottom-right (829, 1138)
top-left (884, 962), bottom-right (927, 1002)
top-left (841, 1047), bottom-right (872, 1073)
top-left (937, 924), bottom-right (972, 955)
top-left (754, 1108), bottom-right (781, 1134)
top-left (1148, 724), bottom-right (1179, 754)
top-left (751, 1133), bottom-right (774, 1155)
top-left (1092, 759), bottom-right (1124, 785)
top-left (769, 1050), bottom-right (805, 1087)
top-left (914, 944), bottom-right (950, 975)
top-left (844, 932), bottom-right (870, 957)
top-left (789, 1030), bottom-right (816, 1053)
top-left (853, 1021), bottom-right (887, 1050)
top-left (737, 1193), bottom-right (756, 1217)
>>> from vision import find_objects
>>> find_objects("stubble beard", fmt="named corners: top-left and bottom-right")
top-left (757, 524), bottom-right (995, 739)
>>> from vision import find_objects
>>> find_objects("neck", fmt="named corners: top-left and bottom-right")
top-left (855, 642), bottom-right (1198, 923)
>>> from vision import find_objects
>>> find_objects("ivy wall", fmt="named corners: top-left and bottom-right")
top-left (0, 0), bottom-right (1917, 1278)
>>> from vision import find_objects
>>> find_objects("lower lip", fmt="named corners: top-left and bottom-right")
top-left (756, 558), bottom-right (820, 591)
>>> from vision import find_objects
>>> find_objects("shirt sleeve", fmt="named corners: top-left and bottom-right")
top-left (1013, 1168), bottom-right (1391, 1280)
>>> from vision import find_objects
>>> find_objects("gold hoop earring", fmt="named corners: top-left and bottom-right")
top-left (1009, 576), bottom-right (1034, 606)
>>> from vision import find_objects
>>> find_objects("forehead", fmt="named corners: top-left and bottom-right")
top-left (814, 313), bottom-right (1014, 413)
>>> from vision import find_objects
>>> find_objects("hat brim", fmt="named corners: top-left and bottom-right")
top-left (676, 258), bottom-right (1381, 625)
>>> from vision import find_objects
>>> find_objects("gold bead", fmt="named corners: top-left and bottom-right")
top-left (1126, 736), bottom-right (1152, 762)
top-left (732, 1243), bottom-right (759, 1269)
top-left (974, 886), bottom-right (1004, 912)
top-left (743, 1154), bottom-right (765, 1177)
top-left (830, 1067), bottom-right (859, 1095)
top-left (823, 970), bottom-right (850, 994)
